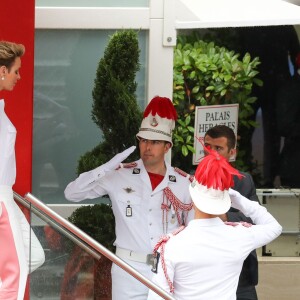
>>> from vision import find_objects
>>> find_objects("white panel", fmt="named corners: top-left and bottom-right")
top-left (163, 0), bottom-right (176, 46)
top-left (147, 17), bottom-right (174, 164)
top-left (149, 0), bottom-right (163, 18)
top-left (147, 19), bottom-right (174, 102)
top-left (175, 0), bottom-right (300, 28)
top-left (35, 7), bottom-right (150, 29)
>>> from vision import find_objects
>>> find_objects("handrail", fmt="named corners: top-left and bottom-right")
top-left (256, 188), bottom-right (300, 197)
top-left (20, 192), bottom-right (176, 300)
top-left (14, 192), bottom-right (101, 260)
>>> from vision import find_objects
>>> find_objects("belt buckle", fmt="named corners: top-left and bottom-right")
top-left (146, 254), bottom-right (154, 267)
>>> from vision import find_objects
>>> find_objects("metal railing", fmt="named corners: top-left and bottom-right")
top-left (14, 191), bottom-right (176, 300)
top-left (257, 188), bottom-right (300, 236)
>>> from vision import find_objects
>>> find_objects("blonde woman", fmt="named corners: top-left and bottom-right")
top-left (0, 41), bottom-right (45, 300)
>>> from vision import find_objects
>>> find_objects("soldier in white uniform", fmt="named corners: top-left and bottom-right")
top-left (64, 96), bottom-right (193, 299)
top-left (148, 149), bottom-right (282, 300)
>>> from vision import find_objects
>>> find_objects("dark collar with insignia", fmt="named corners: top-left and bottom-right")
top-left (169, 175), bottom-right (176, 182)
top-left (132, 168), bottom-right (141, 174)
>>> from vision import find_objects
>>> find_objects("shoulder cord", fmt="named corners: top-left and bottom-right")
top-left (161, 167), bottom-right (194, 226)
top-left (118, 163), bottom-right (194, 227)
top-left (163, 187), bottom-right (193, 226)
top-left (153, 225), bottom-right (186, 294)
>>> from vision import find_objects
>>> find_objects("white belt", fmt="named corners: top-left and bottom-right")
top-left (116, 247), bottom-right (154, 266)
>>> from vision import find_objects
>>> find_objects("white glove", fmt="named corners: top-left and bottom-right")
top-left (228, 188), bottom-right (241, 200)
top-left (228, 188), bottom-right (243, 208)
top-left (102, 146), bottom-right (136, 172)
top-left (65, 146), bottom-right (137, 198)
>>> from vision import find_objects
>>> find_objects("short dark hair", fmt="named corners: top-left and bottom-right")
top-left (204, 125), bottom-right (236, 150)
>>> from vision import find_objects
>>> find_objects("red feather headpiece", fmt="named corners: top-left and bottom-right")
top-left (143, 96), bottom-right (178, 120)
top-left (189, 137), bottom-right (243, 215)
top-left (195, 146), bottom-right (242, 191)
top-left (137, 96), bottom-right (177, 144)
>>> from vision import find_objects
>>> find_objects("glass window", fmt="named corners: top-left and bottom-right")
top-left (33, 29), bottom-right (147, 204)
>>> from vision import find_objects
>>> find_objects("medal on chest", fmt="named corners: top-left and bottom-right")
top-left (123, 187), bottom-right (135, 217)
top-left (126, 201), bottom-right (132, 217)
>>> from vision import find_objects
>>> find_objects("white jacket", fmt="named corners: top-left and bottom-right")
top-left (65, 158), bottom-right (193, 252)
top-left (148, 190), bottom-right (282, 300)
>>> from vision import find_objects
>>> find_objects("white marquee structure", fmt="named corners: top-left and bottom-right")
top-left (35, 0), bottom-right (300, 103)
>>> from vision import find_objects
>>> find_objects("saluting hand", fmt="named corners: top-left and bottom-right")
top-left (102, 146), bottom-right (136, 172)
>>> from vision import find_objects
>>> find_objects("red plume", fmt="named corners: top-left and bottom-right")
top-left (143, 96), bottom-right (178, 120)
top-left (194, 136), bottom-right (243, 190)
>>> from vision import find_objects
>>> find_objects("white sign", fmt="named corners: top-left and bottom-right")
top-left (192, 104), bottom-right (239, 165)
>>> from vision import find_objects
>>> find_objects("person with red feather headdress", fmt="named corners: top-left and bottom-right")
top-left (204, 125), bottom-right (260, 300)
top-left (64, 96), bottom-right (194, 299)
top-left (147, 148), bottom-right (282, 300)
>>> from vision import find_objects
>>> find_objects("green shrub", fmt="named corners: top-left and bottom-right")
top-left (68, 204), bottom-right (115, 252)
top-left (172, 34), bottom-right (262, 172)
top-left (72, 29), bottom-right (142, 251)
top-left (77, 29), bottom-right (142, 175)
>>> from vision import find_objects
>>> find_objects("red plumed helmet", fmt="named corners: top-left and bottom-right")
top-left (143, 96), bottom-right (178, 120)
top-left (189, 145), bottom-right (243, 215)
top-left (137, 96), bottom-right (177, 145)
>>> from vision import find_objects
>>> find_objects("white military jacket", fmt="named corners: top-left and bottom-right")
top-left (65, 158), bottom-right (193, 252)
top-left (147, 191), bottom-right (282, 300)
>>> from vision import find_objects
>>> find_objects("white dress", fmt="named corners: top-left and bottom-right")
top-left (0, 99), bottom-right (45, 300)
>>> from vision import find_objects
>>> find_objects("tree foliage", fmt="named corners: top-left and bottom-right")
top-left (77, 29), bottom-right (142, 175)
